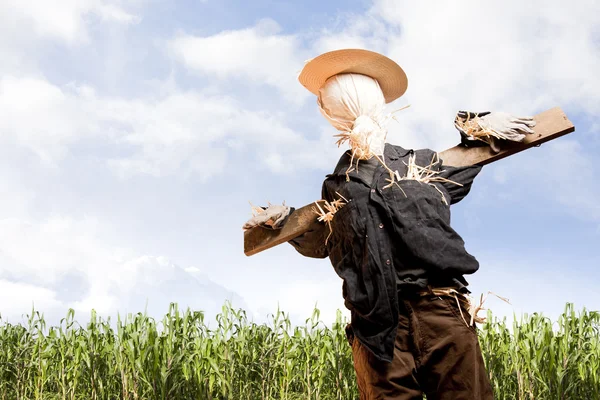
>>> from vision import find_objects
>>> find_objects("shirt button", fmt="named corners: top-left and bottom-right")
top-left (379, 223), bottom-right (384, 229)
top-left (371, 189), bottom-right (376, 193)
top-left (386, 259), bottom-right (391, 265)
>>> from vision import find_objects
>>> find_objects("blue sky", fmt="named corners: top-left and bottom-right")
top-left (0, 0), bottom-right (599, 327)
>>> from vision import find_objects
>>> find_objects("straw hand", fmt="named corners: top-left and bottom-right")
top-left (243, 203), bottom-right (293, 230)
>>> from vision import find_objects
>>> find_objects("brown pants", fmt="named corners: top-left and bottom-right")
top-left (350, 293), bottom-right (494, 400)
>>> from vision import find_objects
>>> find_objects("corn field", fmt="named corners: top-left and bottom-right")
top-left (0, 302), bottom-right (598, 400)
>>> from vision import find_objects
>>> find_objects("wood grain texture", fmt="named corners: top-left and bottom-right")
top-left (244, 107), bottom-right (574, 256)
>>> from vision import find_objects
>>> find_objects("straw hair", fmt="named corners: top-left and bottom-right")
top-left (298, 49), bottom-right (408, 103)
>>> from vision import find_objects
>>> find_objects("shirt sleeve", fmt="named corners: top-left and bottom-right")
top-left (287, 218), bottom-right (329, 259)
top-left (437, 163), bottom-right (483, 205)
top-left (286, 179), bottom-right (332, 259)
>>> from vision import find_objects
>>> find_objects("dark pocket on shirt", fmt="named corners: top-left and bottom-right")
top-left (330, 200), bottom-right (365, 244)
top-left (387, 180), bottom-right (450, 222)
top-left (330, 198), bottom-right (356, 222)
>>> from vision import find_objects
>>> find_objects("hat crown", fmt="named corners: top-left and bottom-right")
top-left (298, 49), bottom-right (408, 103)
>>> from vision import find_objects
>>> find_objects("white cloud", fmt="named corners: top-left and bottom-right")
top-left (95, 2), bottom-right (141, 24)
top-left (0, 215), bottom-right (247, 324)
top-left (0, 0), bottom-right (139, 44)
top-left (313, 12), bottom-right (392, 55)
top-left (0, 216), bottom-right (107, 286)
top-left (0, 76), bottom-right (337, 178)
top-left (0, 170), bottom-right (35, 220)
top-left (169, 19), bottom-right (310, 104)
top-left (0, 280), bottom-right (61, 322)
top-left (0, 77), bottom-right (98, 164)
top-left (104, 91), bottom-right (340, 178)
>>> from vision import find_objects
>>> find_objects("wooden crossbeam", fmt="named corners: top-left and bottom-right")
top-left (244, 107), bottom-right (574, 256)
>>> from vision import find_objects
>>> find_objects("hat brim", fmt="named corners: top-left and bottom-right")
top-left (298, 49), bottom-right (408, 104)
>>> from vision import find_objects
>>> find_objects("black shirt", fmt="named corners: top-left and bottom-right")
top-left (290, 143), bottom-right (482, 362)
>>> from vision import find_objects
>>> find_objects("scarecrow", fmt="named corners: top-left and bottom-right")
top-left (244, 49), bottom-right (539, 399)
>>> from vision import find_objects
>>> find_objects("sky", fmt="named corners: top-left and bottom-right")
top-left (0, 0), bottom-right (599, 328)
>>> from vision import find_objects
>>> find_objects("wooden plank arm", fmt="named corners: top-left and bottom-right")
top-left (244, 107), bottom-right (574, 256)
top-left (440, 107), bottom-right (574, 167)
top-left (244, 201), bottom-right (326, 257)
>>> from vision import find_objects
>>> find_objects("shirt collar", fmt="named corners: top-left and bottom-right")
top-left (331, 143), bottom-right (413, 178)
top-left (384, 143), bottom-right (412, 160)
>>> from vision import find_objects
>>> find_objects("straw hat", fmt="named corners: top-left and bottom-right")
top-left (298, 49), bottom-right (408, 104)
